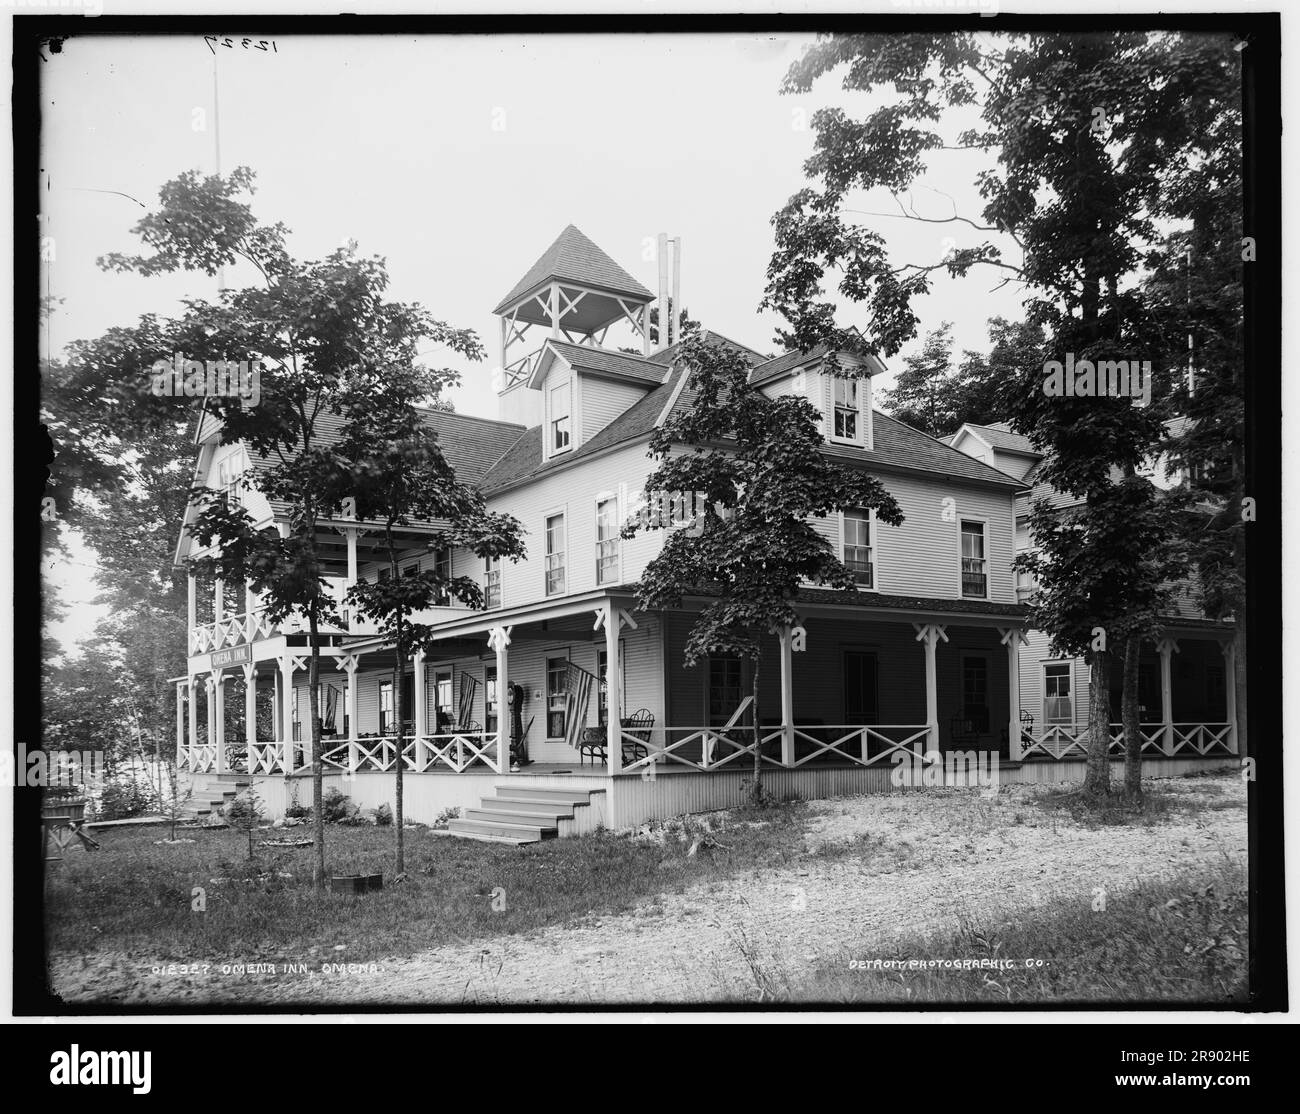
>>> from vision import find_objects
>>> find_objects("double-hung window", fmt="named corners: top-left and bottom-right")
top-left (843, 508), bottom-right (873, 587)
top-left (545, 513), bottom-right (566, 595)
top-left (960, 520), bottom-right (988, 598)
top-left (596, 497), bottom-right (619, 585)
top-left (832, 377), bottom-right (859, 440)
top-left (550, 382), bottom-right (571, 453)
top-left (484, 554), bottom-right (500, 608)
top-left (1043, 663), bottom-right (1073, 725)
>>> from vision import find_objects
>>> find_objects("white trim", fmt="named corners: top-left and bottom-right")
top-left (594, 492), bottom-right (621, 587)
top-left (542, 504), bottom-right (569, 597)
top-left (1041, 658), bottom-right (1076, 728)
top-left (544, 377), bottom-right (574, 461)
top-left (957, 515), bottom-right (991, 600)
top-left (838, 506), bottom-right (878, 592)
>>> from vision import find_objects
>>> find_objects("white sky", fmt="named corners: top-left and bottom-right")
top-left (39, 30), bottom-right (1025, 651)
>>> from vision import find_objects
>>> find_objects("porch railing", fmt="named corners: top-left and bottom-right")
top-left (619, 723), bottom-right (931, 775)
top-left (318, 733), bottom-right (503, 774)
top-left (189, 609), bottom-right (277, 654)
top-left (1019, 722), bottom-right (1234, 760)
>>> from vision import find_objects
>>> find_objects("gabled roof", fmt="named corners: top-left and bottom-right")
top-left (956, 421), bottom-right (1041, 457)
top-left (645, 330), bottom-right (769, 368)
top-left (492, 224), bottom-right (654, 314)
top-left (747, 343), bottom-right (833, 386)
top-left (240, 408), bottom-right (527, 524)
top-left (838, 412), bottom-right (1024, 489)
top-left (533, 339), bottom-right (669, 387)
top-left (480, 370), bottom-right (682, 494)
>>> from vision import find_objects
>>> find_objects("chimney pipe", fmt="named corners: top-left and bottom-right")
top-left (671, 237), bottom-right (681, 348)
top-left (657, 233), bottom-right (669, 352)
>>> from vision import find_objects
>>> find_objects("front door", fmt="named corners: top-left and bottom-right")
top-left (844, 651), bottom-right (879, 725)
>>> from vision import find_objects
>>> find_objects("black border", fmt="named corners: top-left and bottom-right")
top-left (13, 10), bottom-right (1285, 1020)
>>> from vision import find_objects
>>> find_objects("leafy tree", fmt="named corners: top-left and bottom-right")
top-left (953, 318), bottom-right (1047, 430)
top-left (879, 321), bottom-right (956, 436)
top-left (762, 31), bottom-right (1241, 799)
top-left (623, 335), bottom-right (902, 801)
top-left (97, 166), bottom-right (461, 889)
top-left (337, 362), bottom-right (525, 877)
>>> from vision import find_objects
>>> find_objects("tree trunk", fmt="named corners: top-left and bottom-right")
top-left (307, 609), bottom-right (325, 892)
top-left (750, 656), bottom-right (762, 806)
top-left (1121, 636), bottom-right (1142, 801)
top-left (393, 641), bottom-right (405, 877)
top-left (1080, 649), bottom-right (1111, 800)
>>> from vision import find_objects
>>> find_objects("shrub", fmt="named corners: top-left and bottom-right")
top-left (284, 800), bottom-right (312, 820)
top-left (321, 788), bottom-right (355, 823)
top-left (374, 802), bottom-right (393, 827)
top-left (94, 778), bottom-right (157, 821)
top-left (431, 806), bottom-right (460, 830)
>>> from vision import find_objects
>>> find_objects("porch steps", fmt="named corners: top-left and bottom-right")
top-left (444, 785), bottom-right (601, 845)
top-left (181, 778), bottom-right (251, 822)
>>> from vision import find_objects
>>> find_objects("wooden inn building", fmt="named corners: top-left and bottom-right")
top-left (173, 226), bottom-right (1238, 841)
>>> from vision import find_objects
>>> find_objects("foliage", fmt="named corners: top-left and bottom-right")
top-left (765, 30), bottom-right (1242, 798)
top-left (624, 334), bottom-right (903, 798)
top-left (321, 788), bottom-right (356, 824)
top-left (373, 802), bottom-right (393, 827)
top-left (92, 776), bottom-right (158, 822)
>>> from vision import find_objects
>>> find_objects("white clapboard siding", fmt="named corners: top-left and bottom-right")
top-left (579, 375), bottom-right (652, 442)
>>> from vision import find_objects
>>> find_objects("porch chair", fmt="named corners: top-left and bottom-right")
top-left (578, 710), bottom-right (656, 767)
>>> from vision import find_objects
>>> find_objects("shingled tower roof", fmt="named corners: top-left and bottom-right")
top-left (492, 224), bottom-right (654, 314)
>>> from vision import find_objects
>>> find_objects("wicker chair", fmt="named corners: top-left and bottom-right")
top-left (578, 710), bottom-right (656, 766)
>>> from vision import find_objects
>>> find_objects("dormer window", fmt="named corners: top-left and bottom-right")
top-left (550, 381), bottom-right (572, 454)
top-left (828, 370), bottom-right (871, 447)
top-left (833, 378), bottom-right (859, 440)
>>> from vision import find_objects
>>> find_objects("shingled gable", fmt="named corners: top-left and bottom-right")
top-left (480, 344), bottom-right (1025, 496)
top-left (238, 407), bottom-right (528, 524)
top-left (529, 338), bottom-right (670, 388)
top-left (492, 224), bottom-right (654, 315)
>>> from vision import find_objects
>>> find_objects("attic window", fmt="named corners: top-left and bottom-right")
top-left (833, 378), bottom-right (859, 440)
top-left (550, 382), bottom-right (571, 454)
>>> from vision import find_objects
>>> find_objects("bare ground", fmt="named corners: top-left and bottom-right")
top-left (49, 774), bottom-right (1246, 1006)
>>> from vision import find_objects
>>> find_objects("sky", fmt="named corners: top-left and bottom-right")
top-left (39, 30), bottom-right (1025, 652)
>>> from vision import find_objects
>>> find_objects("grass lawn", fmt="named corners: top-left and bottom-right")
top-left (47, 805), bottom-right (825, 967)
top-left (782, 860), bottom-right (1248, 1004)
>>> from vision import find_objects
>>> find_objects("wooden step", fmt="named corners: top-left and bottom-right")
top-left (479, 796), bottom-right (575, 819)
top-left (447, 817), bottom-right (554, 842)
top-left (494, 786), bottom-right (596, 806)
top-left (465, 807), bottom-right (561, 828)
top-left (438, 829), bottom-right (535, 846)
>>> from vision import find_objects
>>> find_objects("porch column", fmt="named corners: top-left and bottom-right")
top-left (604, 601), bottom-right (623, 776)
top-left (336, 653), bottom-right (360, 777)
top-left (914, 623), bottom-right (948, 759)
top-left (345, 528), bottom-right (358, 630)
top-left (204, 674), bottom-right (216, 769)
top-left (243, 663), bottom-right (258, 771)
top-left (1157, 637), bottom-right (1179, 756)
top-left (488, 627), bottom-right (512, 774)
top-left (279, 655), bottom-right (296, 773)
top-left (214, 578), bottom-right (224, 624)
top-left (778, 625), bottom-right (795, 766)
top-left (413, 648), bottom-right (427, 757)
top-left (272, 667), bottom-right (281, 743)
top-left (212, 669), bottom-right (228, 773)
top-left (188, 675), bottom-right (199, 770)
top-left (175, 681), bottom-right (185, 769)
top-left (999, 627), bottom-right (1026, 762)
top-left (1221, 639), bottom-right (1239, 754)
top-left (186, 575), bottom-right (197, 650)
